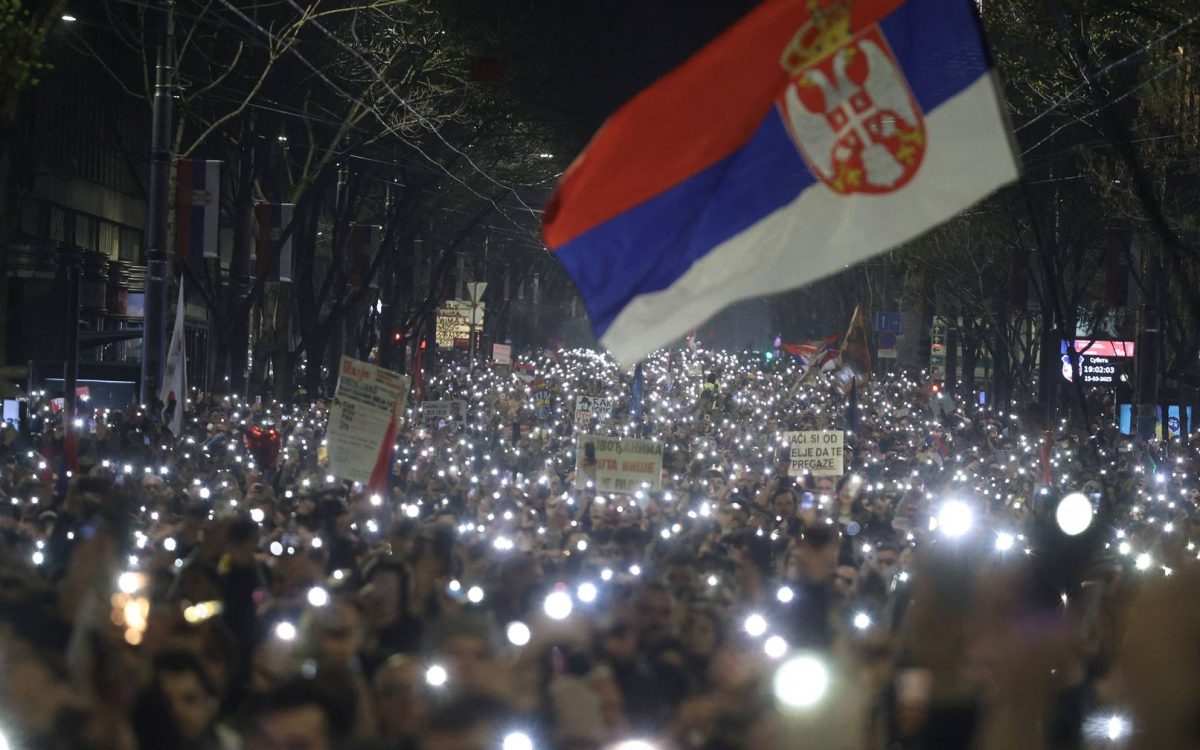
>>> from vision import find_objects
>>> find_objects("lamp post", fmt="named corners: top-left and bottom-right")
top-left (140, 0), bottom-right (175, 403)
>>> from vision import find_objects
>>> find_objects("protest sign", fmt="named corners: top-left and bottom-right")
top-left (493, 343), bottom-right (512, 365)
top-left (574, 395), bottom-right (615, 431)
top-left (785, 430), bottom-right (844, 477)
top-left (531, 377), bottom-right (552, 420)
top-left (575, 435), bottom-right (663, 493)
top-left (327, 357), bottom-right (410, 487)
top-left (419, 400), bottom-right (467, 427)
top-left (435, 300), bottom-right (484, 349)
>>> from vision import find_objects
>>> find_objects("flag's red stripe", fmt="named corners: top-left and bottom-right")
top-left (543, 0), bottom-right (901, 249)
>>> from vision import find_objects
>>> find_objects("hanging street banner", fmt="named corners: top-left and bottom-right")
top-left (327, 357), bottom-right (410, 487)
top-left (435, 300), bottom-right (484, 349)
top-left (785, 430), bottom-right (844, 477)
top-left (419, 399), bottom-right (467, 427)
top-left (575, 435), bottom-right (663, 493)
top-left (574, 395), bottom-right (616, 431)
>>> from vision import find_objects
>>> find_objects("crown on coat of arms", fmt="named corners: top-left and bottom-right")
top-left (780, 0), bottom-right (852, 76)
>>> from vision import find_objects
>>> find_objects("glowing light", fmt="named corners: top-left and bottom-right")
top-left (506, 621), bottom-right (531, 646)
top-left (852, 612), bottom-right (872, 631)
top-left (776, 585), bottom-right (794, 603)
top-left (425, 664), bottom-right (448, 687)
top-left (611, 741), bottom-right (658, 750)
top-left (1135, 553), bottom-right (1152, 571)
top-left (117, 571), bottom-right (143, 594)
top-left (1055, 492), bottom-right (1093, 536)
top-left (744, 613), bottom-right (768, 637)
top-left (544, 590), bottom-right (573, 620)
top-left (576, 582), bottom-right (598, 603)
top-left (1106, 715), bottom-right (1128, 741)
top-left (937, 500), bottom-right (974, 538)
top-left (307, 587), bottom-right (329, 607)
top-left (502, 732), bottom-right (534, 750)
top-left (764, 635), bottom-right (788, 659)
top-left (774, 653), bottom-right (830, 709)
top-left (467, 585), bottom-right (485, 603)
top-left (274, 621), bottom-right (297, 641)
top-left (995, 532), bottom-right (1015, 552)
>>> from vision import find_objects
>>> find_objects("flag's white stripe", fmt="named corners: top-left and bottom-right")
top-left (601, 73), bottom-right (1018, 366)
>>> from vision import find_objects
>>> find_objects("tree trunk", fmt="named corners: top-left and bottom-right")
top-left (304, 330), bottom-right (327, 398)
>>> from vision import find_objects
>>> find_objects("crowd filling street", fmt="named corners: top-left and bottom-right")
top-left (1, 349), bottom-right (1198, 750)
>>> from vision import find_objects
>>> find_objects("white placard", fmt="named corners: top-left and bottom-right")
top-left (575, 435), bottom-right (663, 494)
top-left (785, 430), bottom-right (844, 477)
top-left (327, 357), bottom-right (410, 485)
top-left (493, 343), bottom-right (512, 365)
top-left (419, 399), bottom-right (466, 426)
top-left (435, 300), bottom-right (484, 349)
top-left (574, 395), bottom-right (615, 431)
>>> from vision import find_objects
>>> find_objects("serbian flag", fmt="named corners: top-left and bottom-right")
top-left (544, 0), bottom-right (1018, 365)
top-left (255, 203), bottom-right (294, 282)
top-left (175, 159), bottom-right (220, 260)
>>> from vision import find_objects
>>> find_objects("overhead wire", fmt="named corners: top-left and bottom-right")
top-left (1011, 10), bottom-right (1199, 133)
top-left (212, 0), bottom-right (541, 238)
top-left (278, 0), bottom-right (544, 221)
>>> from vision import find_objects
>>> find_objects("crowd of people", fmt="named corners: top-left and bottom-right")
top-left (0, 347), bottom-right (1197, 750)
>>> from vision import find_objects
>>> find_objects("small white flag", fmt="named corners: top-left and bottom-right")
top-left (160, 286), bottom-right (187, 435)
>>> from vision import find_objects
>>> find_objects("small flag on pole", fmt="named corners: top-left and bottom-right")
top-left (256, 203), bottom-right (294, 282)
top-left (840, 305), bottom-right (873, 377)
top-left (175, 159), bottom-right (220, 260)
top-left (160, 286), bottom-right (187, 435)
top-left (543, 0), bottom-right (1018, 365)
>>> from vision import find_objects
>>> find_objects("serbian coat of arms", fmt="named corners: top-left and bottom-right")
top-left (777, 1), bottom-right (926, 195)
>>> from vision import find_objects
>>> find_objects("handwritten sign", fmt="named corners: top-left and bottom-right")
top-left (435, 300), bottom-right (484, 349)
top-left (574, 395), bottom-right (615, 431)
top-left (327, 357), bottom-right (410, 485)
top-left (575, 435), bottom-right (663, 494)
top-left (785, 430), bottom-right (844, 477)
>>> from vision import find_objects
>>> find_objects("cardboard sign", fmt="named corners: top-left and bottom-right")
top-left (327, 357), bottom-right (410, 485)
top-left (493, 343), bottom-right (512, 365)
top-left (575, 435), bottom-right (663, 494)
top-left (574, 395), bottom-right (615, 430)
top-left (785, 430), bottom-right (844, 477)
top-left (435, 300), bottom-right (484, 348)
top-left (419, 400), bottom-right (466, 427)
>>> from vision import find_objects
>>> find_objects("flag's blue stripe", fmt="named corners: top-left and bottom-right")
top-left (557, 112), bottom-right (812, 337)
top-left (881, 0), bottom-right (990, 115)
top-left (558, 0), bottom-right (991, 338)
